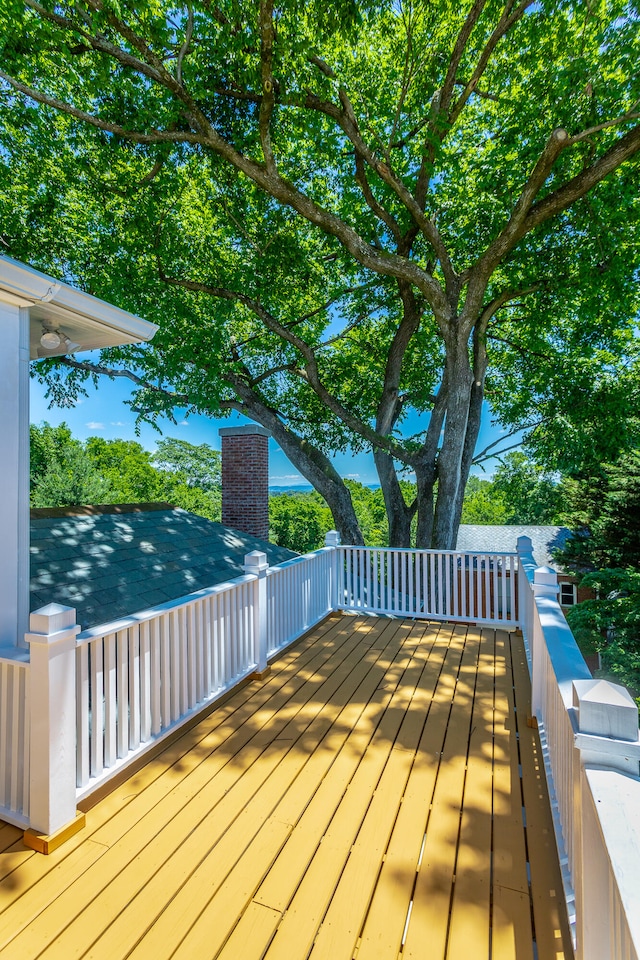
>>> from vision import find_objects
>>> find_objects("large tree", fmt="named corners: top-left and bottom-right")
top-left (1, 0), bottom-right (639, 547)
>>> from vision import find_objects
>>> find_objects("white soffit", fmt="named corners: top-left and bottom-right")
top-left (0, 255), bottom-right (158, 359)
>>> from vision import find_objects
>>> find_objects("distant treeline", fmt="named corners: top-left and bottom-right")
top-left (31, 424), bottom-right (565, 554)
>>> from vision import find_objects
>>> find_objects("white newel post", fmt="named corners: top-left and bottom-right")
top-left (572, 679), bottom-right (640, 960)
top-left (516, 536), bottom-right (536, 651)
top-left (325, 530), bottom-right (341, 611)
top-left (244, 551), bottom-right (269, 675)
top-left (25, 603), bottom-right (81, 843)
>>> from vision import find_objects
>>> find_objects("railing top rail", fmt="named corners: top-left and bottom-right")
top-left (266, 546), bottom-right (333, 574)
top-left (0, 650), bottom-right (30, 666)
top-left (339, 545), bottom-right (519, 558)
top-left (76, 572), bottom-right (256, 645)
top-left (534, 594), bottom-right (592, 705)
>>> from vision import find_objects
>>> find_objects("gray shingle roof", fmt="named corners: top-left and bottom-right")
top-left (455, 524), bottom-right (572, 568)
top-left (30, 506), bottom-right (297, 631)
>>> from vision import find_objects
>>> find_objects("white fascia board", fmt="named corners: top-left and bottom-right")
top-left (0, 255), bottom-right (158, 344)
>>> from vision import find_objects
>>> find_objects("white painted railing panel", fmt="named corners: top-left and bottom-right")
top-left (0, 656), bottom-right (29, 826)
top-left (266, 548), bottom-right (333, 656)
top-left (520, 551), bottom-right (640, 960)
top-left (580, 767), bottom-right (640, 960)
top-left (338, 546), bottom-right (518, 626)
top-left (76, 576), bottom-right (256, 796)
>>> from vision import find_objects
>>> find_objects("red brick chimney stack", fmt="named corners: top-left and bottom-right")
top-left (219, 425), bottom-right (270, 540)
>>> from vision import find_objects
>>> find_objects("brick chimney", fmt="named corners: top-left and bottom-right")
top-left (219, 425), bottom-right (270, 540)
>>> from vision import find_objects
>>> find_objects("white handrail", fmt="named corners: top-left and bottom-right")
top-left (519, 548), bottom-right (640, 960)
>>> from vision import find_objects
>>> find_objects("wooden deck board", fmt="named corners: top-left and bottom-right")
top-left (0, 614), bottom-right (572, 960)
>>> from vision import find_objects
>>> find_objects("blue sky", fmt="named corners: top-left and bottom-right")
top-left (30, 357), bottom-right (517, 485)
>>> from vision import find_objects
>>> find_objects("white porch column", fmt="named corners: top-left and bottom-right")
top-left (0, 300), bottom-right (30, 648)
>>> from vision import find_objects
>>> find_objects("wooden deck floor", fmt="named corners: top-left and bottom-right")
top-left (0, 614), bottom-right (573, 960)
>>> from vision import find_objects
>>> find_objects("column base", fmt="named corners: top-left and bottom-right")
top-left (250, 665), bottom-right (272, 681)
top-left (23, 811), bottom-right (86, 855)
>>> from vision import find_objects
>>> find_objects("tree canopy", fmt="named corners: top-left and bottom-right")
top-left (30, 423), bottom-right (223, 520)
top-left (2, 0), bottom-right (639, 546)
top-left (556, 450), bottom-right (640, 703)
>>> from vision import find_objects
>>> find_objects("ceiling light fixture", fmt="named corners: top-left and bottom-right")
top-left (40, 328), bottom-right (61, 349)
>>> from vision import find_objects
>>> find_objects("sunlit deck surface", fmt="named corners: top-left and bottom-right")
top-left (0, 614), bottom-right (573, 960)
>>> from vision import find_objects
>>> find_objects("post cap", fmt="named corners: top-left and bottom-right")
top-left (573, 679), bottom-right (640, 742)
top-left (516, 535), bottom-right (534, 554)
top-left (244, 550), bottom-right (269, 572)
top-left (324, 530), bottom-right (341, 547)
top-left (534, 565), bottom-right (559, 586)
top-left (28, 603), bottom-right (77, 635)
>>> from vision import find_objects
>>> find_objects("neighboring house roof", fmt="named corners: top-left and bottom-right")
top-left (30, 504), bottom-right (297, 631)
top-left (456, 524), bottom-right (573, 570)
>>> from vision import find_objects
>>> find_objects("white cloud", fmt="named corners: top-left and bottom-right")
top-left (110, 421), bottom-right (127, 427)
top-left (347, 473), bottom-right (360, 478)
top-left (270, 474), bottom-right (304, 482)
top-left (86, 421), bottom-right (105, 430)
top-left (178, 420), bottom-right (189, 426)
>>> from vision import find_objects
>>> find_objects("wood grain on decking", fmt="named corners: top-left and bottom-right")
top-left (0, 614), bottom-right (573, 960)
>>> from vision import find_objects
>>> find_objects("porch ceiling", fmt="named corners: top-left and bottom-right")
top-left (0, 255), bottom-right (157, 357)
top-left (0, 614), bottom-right (572, 960)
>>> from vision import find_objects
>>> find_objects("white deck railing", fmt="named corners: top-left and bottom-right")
top-left (518, 537), bottom-right (640, 960)
top-left (267, 548), bottom-right (334, 656)
top-left (339, 545), bottom-right (518, 625)
top-left (0, 655), bottom-right (29, 827)
top-left (75, 576), bottom-right (257, 796)
top-left (2, 528), bottom-right (638, 960)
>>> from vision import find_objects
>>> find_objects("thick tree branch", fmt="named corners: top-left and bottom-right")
top-left (449, 0), bottom-right (535, 125)
top-left (0, 71), bottom-right (200, 143)
top-left (158, 269), bottom-right (415, 463)
top-left (354, 154), bottom-right (402, 242)
top-left (525, 122), bottom-right (640, 231)
top-left (175, 6), bottom-right (194, 86)
top-left (476, 127), bottom-right (570, 277)
top-left (440, 0), bottom-right (489, 115)
top-left (259, 0), bottom-right (276, 171)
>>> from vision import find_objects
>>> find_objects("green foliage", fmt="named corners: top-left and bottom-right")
top-left (269, 493), bottom-right (332, 553)
top-left (268, 481), bottom-right (391, 551)
top-left (31, 429), bottom-right (113, 507)
top-left (30, 422), bottom-right (79, 495)
top-left (491, 453), bottom-right (563, 525)
top-left (566, 568), bottom-right (640, 705)
top-left (557, 450), bottom-right (640, 705)
top-left (30, 423), bottom-right (222, 520)
top-left (152, 438), bottom-right (221, 491)
top-left (344, 481), bottom-right (390, 546)
top-left (557, 450), bottom-right (640, 571)
top-left (2, 0), bottom-right (638, 548)
top-left (84, 437), bottom-right (164, 503)
top-left (460, 476), bottom-right (508, 524)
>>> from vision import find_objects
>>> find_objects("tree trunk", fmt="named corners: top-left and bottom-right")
top-left (432, 342), bottom-right (474, 549)
top-left (414, 465), bottom-right (436, 548)
top-left (229, 388), bottom-right (365, 545)
top-left (374, 449), bottom-right (414, 546)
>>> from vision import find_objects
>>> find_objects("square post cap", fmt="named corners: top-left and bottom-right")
top-left (26, 603), bottom-right (80, 644)
top-left (516, 535), bottom-right (534, 554)
top-left (244, 550), bottom-right (269, 573)
top-left (325, 530), bottom-right (341, 547)
top-left (573, 679), bottom-right (640, 741)
top-left (533, 565), bottom-right (559, 597)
